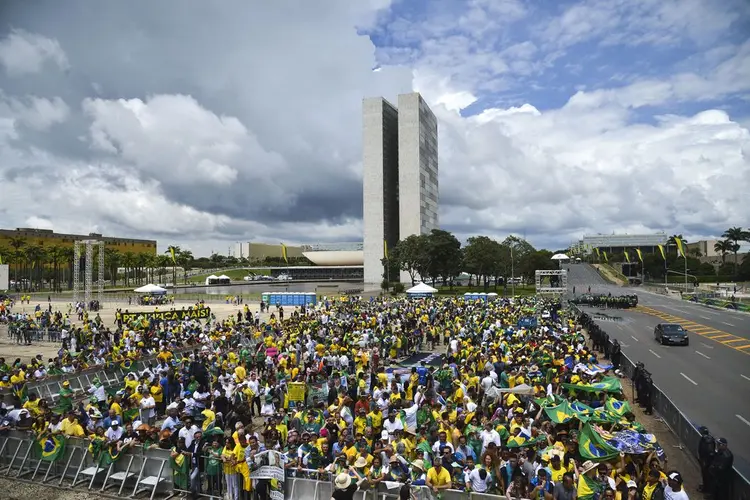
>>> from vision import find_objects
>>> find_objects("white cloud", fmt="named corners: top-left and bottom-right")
top-left (0, 0), bottom-right (748, 256)
top-left (0, 94), bottom-right (70, 130)
top-left (0, 29), bottom-right (69, 76)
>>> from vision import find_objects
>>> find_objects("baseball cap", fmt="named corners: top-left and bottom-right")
top-left (627, 480), bottom-right (637, 489)
top-left (668, 472), bottom-right (683, 483)
top-left (717, 437), bottom-right (728, 445)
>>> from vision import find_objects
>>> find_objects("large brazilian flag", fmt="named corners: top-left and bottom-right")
top-left (579, 424), bottom-right (619, 461)
top-left (34, 433), bottom-right (66, 462)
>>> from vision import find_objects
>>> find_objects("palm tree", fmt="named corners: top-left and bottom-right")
top-left (722, 227), bottom-right (749, 274)
top-left (165, 245), bottom-right (181, 287)
top-left (8, 237), bottom-right (26, 287)
top-left (122, 252), bottom-right (136, 287)
top-left (46, 245), bottom-right (67, 292)
top-left (714, 240), bottom-right (733, 264)
top-left (177, 249), bottom-right (194, 284)
top-left (104, 248), bottom-right (122, 286)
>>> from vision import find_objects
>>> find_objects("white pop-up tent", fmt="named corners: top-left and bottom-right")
top-left (205, 274), bottom-right (219, 286)
top-left (134, 283), bottom-right (167, 294)
top-left (405, 282), bottom-right (438, 297)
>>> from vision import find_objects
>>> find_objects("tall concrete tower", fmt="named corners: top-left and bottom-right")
top-left (362, 92), bottom-right (438, 287)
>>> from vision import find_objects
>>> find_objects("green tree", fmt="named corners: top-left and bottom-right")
top-left (714, 240), bottom-right (733, 265)
top-left (425, 229), bottom-right (462, 286)
top-left (519, 249), bottom-right (556, 282)
top-left (178, 249), bottom-right (194, 283)
top-left (8, 236), bottom-right (26, 287)
top-left (463, 236), bottom-right (501, 289)
top-left (393, 234), bottom-right (429, 285)
top-left (122, 251), bottom-right (136, 287)
top-left (722, 227), bottom-right (749, 275)
top-left (165, 245), bottom-right (181, 286)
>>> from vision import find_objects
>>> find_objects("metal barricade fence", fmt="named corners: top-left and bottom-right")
top-left (573, 304), bottom-right (750, 500)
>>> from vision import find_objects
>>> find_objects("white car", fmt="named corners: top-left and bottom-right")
top-left (243, 275), bottom-right (255, 282)
top-left (276, 274), bottom-right (292, 281)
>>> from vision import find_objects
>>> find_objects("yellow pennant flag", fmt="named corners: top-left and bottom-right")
top-left (594, 248), bottom-right (600, 257)
top-left (0, 254), bottom-right (3, 265)
top-left (636, 248), bottom-right (644, 263)
top-left (624, 250), bottom-right (630, 263)
top-left (169, 247), bottom-right (177, 264)
top-left (603, 251), bottom-right (609, 262)
top-left (383, 239), bottom-right (389, 259)
top-left (674, 237), bottom-right (686, 258)
top-left (657, 244), bottom-right (666, 261)
top-left (280, 243), bottom-right (288, 264)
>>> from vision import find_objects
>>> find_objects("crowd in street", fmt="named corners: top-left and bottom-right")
top-left (0, 293), bottom-right (736, 500)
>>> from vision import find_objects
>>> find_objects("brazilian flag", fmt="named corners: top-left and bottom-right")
top-left (170, 451), bottom-right (190, 490)
top-left (577, 473), bottom-right (604, 500)
top-left (34, 433), bottom-right (66, 462)
top-left (97, 443), bottom-right (123, 467)
top-left (605, 398), bottom-right (631, 416)
top-left (544, 401), bottom-right (575, 424)
top-left (121, 359), bottom-right (137, 372)
top-left (579, 424), bottom-right (619, 461)
top-left (13, 383), bottom-right (29, 403)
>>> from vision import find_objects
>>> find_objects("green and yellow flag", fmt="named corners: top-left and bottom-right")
top-left (594, 248), bottom-right (600, 258)
top-left (603, 251), bottom-right (608, 263)
top-left (383, 240), bottom-right (389, 259)
top-left (280, 243), bottom-right (288, 264)
top-left (674, 237), bottom-right (686, 258)
top-left (636, 248), bottom-right (644, 263)
top-left (657, 244), bottom-right (666, 261)
top-left (544, 400), bottom-right (575, 424)
top-left (169, 247), bottom-right (177, 264)
top-left (605, 397), bottom-right (632, 417)
top-left (577, 473), bottom-right (604, 500)
top-left (579, 423), bottom-right (620, 461)
top-left (624, 250), bottom-right (630, 263)
top-left (0, 254), bottom-right (3, 265)
top-left (34, 433), bottom-right (66, 462)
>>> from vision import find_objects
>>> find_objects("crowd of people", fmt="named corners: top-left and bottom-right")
top-left (0, 293), bottom-right (717, 500)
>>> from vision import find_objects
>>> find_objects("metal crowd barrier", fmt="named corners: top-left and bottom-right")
top-left (0, 431), bottom-right (172, 499)
top-left (573, 304), bottom-right (750, 500)
top-left (0, 431), bottom-right (512, 500)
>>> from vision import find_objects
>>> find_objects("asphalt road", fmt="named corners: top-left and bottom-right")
top-left (565, 264), bottom-right (750, 475)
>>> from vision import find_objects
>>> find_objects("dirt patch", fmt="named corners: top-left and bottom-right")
top-left (0, 477), bottom-right (105, 500)
top-left (593, 264), bottom-right (628, 286)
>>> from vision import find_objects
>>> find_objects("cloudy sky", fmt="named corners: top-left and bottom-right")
top-left (1, 0), bottom-right (749, 256)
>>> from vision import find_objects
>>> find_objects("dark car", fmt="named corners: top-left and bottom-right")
top-left (654, 323), bottom-right (689, 346)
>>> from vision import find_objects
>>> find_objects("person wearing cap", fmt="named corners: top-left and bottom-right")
top-left (105, 419), bottom-right (123, 442)
top-left (664, 471), bottom-right (688, 500)
top-left (697, 426), bottom-right (715, 493)
top-left (331, 471), bottom-right (357, 500)
top-left (709, 437), bottom-right (733, 500)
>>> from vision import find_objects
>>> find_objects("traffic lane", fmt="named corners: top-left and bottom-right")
top-left (588, 315), bottom-right (750, 475)
top-left (635, 291), bottom-right (750, 333)
top-left (583, 306), bottom-right (750, 386)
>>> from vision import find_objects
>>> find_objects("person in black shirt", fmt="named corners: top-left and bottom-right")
top-left (697, 426), bottom-right (715, 492)
top-left (709, 437), bottom-right (733, 500)
top-left (332, 472), bottom-right (358, 500)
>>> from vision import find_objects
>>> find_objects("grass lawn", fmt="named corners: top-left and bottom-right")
top-left (187, 268), bottom-right (271, 283)
top-left (436, 285), bottom-right (537, 297)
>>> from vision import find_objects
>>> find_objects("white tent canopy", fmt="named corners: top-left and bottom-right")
top-left (217, 275), bottom-right (231, 280)
top-left (405, 282), bottom-right (438, 294)
top-left (551, 253), bottom-right (570, 260)
top-left (134, 283), bottom-right (167, 294)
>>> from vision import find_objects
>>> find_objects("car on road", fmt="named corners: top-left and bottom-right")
top-left (654, 323), bottom-right (689, 346)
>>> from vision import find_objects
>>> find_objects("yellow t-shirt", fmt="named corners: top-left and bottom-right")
top-left (61, 419), bottom-right (85, 437)
top-left (427, 466), bottom-right (451, 487)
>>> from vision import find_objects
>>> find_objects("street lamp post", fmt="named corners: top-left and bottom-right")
top-left (510, 243), bottom-right (515, 297)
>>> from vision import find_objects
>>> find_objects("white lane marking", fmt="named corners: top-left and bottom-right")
top-left (700, 342), bottom-right (714, 349)
top-left (631, 335), bottom-right (640, 342)
top-left (722, 321), bottom-right (735, 327)
top-left (695, 350), bottom-right (711, 360)
top-left (737, 415), bottom-right (750, 427)
top-left (700, 315), bottom-right (712, 320)
top-left (621, 343), bottom-right (630, 348)
top-left (741, 374), bottom-right (750, 382)
top-left (680, 373), bottom-right (698, 386)
top-left (649, 349), bottom-right (662, 359)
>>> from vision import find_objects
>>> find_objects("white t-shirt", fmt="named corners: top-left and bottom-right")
top-left (665, 486), bottom-right (690, 500)
top-left (467, 468), bottom-right (491, 492)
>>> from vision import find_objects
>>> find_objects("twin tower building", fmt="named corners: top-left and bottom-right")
top-left (362, 92), bottom-right (439, 286)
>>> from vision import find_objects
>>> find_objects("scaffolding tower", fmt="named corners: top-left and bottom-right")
top-left (72, 240), bottom-right (105, 307)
